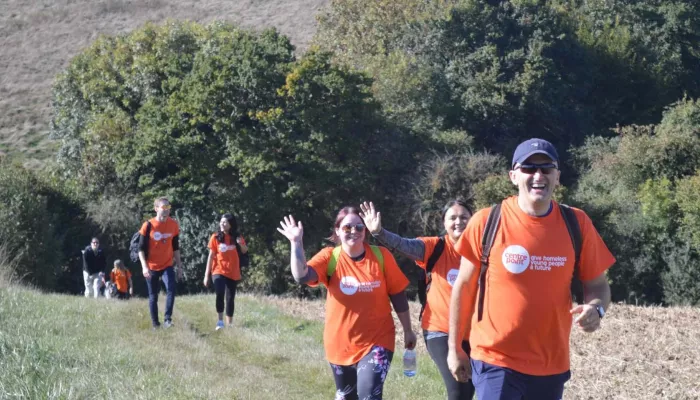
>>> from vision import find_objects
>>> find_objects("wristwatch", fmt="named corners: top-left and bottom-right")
top-left (594, 304), bottom-right (606, 319)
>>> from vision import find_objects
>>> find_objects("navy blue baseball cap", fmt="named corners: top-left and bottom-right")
top-left (511, 138), bottom-right (559, 168)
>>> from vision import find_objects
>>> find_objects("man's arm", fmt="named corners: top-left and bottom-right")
top-left (571, 273), bottom-right (611, 333)
top-left (447, 256), bottom-right (478, 382)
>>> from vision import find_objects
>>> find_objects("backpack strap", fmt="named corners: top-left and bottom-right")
top-left (477, 203), bottom-right (502, 322)
top-left (143, 221), bottom-right (152, 261)
top-left (327, 245), bottom-right (384, 280)
top-left (418, 237), bottom-right (446, 321)
top-left (559, 204), bottom-right (583, 303)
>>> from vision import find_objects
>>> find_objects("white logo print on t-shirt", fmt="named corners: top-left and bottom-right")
top-left (218, 243), bottom-right (236, 253)
top-left (502, 245), bottom-right (530, 274)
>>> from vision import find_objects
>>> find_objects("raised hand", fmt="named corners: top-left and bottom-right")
top-left (277, 215), bottom-right (304, 243)
top-left (359, 201), bottom-right (382, 235)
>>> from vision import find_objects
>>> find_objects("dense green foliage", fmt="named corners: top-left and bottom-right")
top-left (0, 1), bottom-right (695, 303)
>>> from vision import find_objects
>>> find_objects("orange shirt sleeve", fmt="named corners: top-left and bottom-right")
top-left (415, 237), bottom-right (437, 269)
top-left (138, 220), bottom-right (150, 236)
top-left (307, 247), bottom-right (332, 287)
top-left (453, 208), bottom-right (490, 266)
top-left (379, 247), bottom-right (409, 295)
top-left (576, 209), bottom-right (616, 281)
top-left (208, 234), bottom-right (218, 252)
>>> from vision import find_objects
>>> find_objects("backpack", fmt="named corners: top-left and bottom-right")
top-left (417, 237), bottom-right (446, 321)
top-left (477, 202), bottom-right (582, 322)
top-left (327, 245), bottom-right (384, 280)
top-left (129, 221), bottom-right (151, 263)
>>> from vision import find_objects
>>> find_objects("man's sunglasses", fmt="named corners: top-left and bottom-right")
top-left (515, 163), bottom-right (558, 175)
top-left (160, 204), bottom-right (172, 210)
top-left (340, 224), bottom-right (365, 234)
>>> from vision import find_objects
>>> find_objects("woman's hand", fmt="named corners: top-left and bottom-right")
top-left (277, 215), bottom-right (304, 242)
top-left (203, 274), bottom-right (210, 288)
top-left (359, 201), bottom-right (382, 235)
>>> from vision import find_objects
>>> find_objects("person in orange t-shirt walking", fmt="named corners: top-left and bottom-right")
top-left (277, 206), bottom-right (417, 400)
top-left (447, 138), bottom-right (615, 400)
top-left (109, 259), bottom-right (133, 300)
top-left (203, 213), bottom-right (248, 330)
top-left (138, 197), bottom-right (183, 330)
top-left (360, 200), bottom-right (476, 400)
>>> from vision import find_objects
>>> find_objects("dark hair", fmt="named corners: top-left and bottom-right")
top-left (216, 213), bottom-right (239, 244)
top-left (441, 199), bottom-right (473, 221)
top-left (327, 206), bottom-right (368, 245)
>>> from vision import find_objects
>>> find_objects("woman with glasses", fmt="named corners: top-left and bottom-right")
top-left (360, 200), bottom-right (476, 400)
top-left (203, 213), bottom-right (248, 330)
top-left (277, 206), bottom-right (417, 400)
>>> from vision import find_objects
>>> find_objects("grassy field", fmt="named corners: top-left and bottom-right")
top-left (0, 0), bottom-right (328, 166)
top-left (1, 279), bottom-right (700, 399)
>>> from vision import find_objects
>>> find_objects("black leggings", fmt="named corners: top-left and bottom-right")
top-left (329, 345), bottom-right (394, 400)
top-left (212, 275), bottom-right (238, 317)
top-left (424, 331), bottom-right (475, 400)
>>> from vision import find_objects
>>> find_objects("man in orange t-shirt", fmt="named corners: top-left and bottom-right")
top-left (447, 138), bottom-right (615, 400)
top-left (138, 197), bottom-right (183, 329)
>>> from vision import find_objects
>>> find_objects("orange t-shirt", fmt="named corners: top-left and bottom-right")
top-left (307, 244), bottom-right (409, 366)
top-left (139, 217), bottom-right (180, 271)
top-left (110, 268), bottom-right (132, 293)
top-left (208, 233), bottom-right (241, 281)
top-left (454, 196), bottom-right (615, 376)
top-left (417, 236), bottom-right (477, 340)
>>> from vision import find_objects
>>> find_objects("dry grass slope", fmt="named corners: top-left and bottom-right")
top-left (0, 0), bottom-right (328, 165)
top-left (259, 296), bottom-right (700, 399)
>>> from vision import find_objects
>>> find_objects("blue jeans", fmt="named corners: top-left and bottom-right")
top-left (471, 359), bottom-right (570, 400)
top-left (145, 266), bottom-right (176, 327)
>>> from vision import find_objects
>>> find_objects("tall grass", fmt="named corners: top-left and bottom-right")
top-left (0, 288), bottom-right (447, 399)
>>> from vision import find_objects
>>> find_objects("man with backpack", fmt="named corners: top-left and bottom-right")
top-left (447, 138), bottom-right (615, 400)
top-left (137, 197), bottom-right (183, 329)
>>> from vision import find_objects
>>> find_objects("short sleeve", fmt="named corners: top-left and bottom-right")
top-left (208, 234), bottom-right (218, 252)
top-left (138, 221), bottom-right (150, 236)
top-left (415, 237), bottom-right (437, 269)
top-left (454, 208), bottom-right (490, 267)
top-left (576, 210), bottom-right (616, 281)
top-left (307, 247), bottom-right (333, 287)
top-left (381, 247), bottom-right (409, 295)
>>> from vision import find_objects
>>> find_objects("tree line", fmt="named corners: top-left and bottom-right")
top-left (1, 0), bottom-right (699, 305)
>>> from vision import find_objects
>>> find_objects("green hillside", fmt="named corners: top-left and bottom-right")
top-left (0, 0), bottom-right (328, 166)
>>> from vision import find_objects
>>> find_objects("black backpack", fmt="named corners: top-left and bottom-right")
top-left (417, 237), bottom-right (446, 321)
top-left (129, 221), bottom-right (151, 263)
top-left (477, 202), bottom-right (582, 322)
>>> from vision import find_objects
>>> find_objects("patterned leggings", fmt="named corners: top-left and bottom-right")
top-left (329, 345), bottom-right (394, 400)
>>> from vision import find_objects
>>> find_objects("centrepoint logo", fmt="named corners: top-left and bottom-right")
top-left (502, 245), bottom-right (530, 274)
top-left (340, 276), bottom-right (360, 295)
top-left (153, 231), bottom-right (163, 241)
top-left (447, 269), bottom-right (459, 287)
top-left (218, 243), bottom-right (235, 253)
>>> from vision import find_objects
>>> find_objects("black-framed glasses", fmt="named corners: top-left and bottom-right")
top-left (340, 224), bottom-right (365, 234)
top-left (516, 163), bottom-right (558, 175)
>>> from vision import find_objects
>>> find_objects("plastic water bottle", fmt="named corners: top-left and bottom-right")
top-left (403, 349), bottom-right (417, 377)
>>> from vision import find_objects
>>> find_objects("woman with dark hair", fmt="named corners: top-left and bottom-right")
top-left (360, 200), bottom-right (476, 400)
top-left (277, 206), bottom-right (417, 400)
top-left (203, 213), bottom-right (248, 330)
